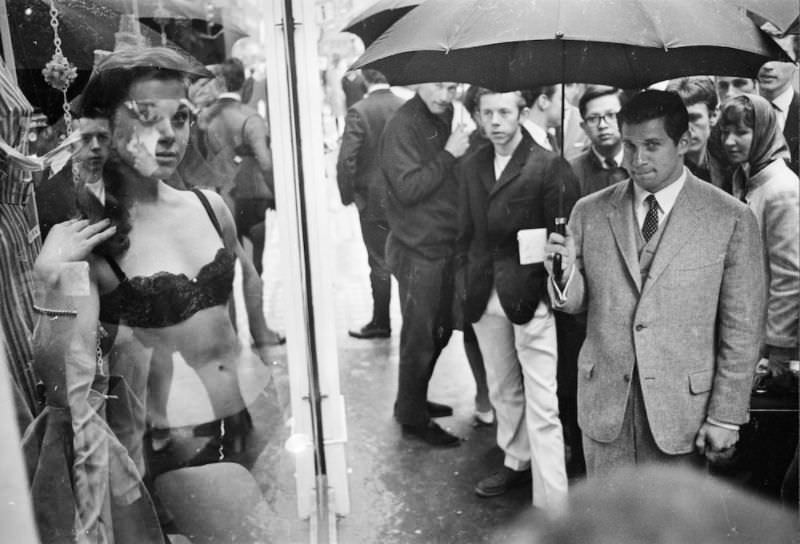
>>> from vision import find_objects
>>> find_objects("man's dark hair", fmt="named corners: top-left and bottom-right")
top-left (221, 57), bottom-right (246, 93)
top-left (619, 90), bottom-right (689, 145)
top-left (578, 85), bottom-right (621, 119)
top-left (666, 76), bottom-right (718, 114)
top-left (521, 85), bottom-right (559, 108)
top-left (361, 69), bottom-right (388, 86)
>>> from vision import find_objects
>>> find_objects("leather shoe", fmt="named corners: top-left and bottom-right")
top-left (426, 400), bottom-right (453, 418)
top-left (401, 421), bottom-right (461, 447)
top-left (475, 467), bottom-right (531, 497)
top-left (348, 322), bottom-right (391, 339)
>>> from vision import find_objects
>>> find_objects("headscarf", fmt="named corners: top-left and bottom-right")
top-left (735, 93), bottom-right (791, 179)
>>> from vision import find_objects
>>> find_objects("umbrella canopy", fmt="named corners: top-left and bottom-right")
top-left (342, 0), bottom-right (421, 47)
top-left (737, 0), bottom-right (799, 36)
top-left (352, 0), bottom-right (790, 91)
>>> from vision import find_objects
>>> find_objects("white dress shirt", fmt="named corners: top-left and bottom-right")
top-left (770, 86), bottom-right (793, 131)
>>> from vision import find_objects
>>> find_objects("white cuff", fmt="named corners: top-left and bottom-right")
top-left (706, 417), bottom-right (740, 431)
top-left (550, 265), bottom-right (575, 306)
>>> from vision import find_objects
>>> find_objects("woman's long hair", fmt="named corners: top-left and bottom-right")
top-left (74, 47), bottom-right (208, 257)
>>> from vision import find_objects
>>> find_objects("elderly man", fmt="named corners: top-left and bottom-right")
top-left (545, 90), bottom-right (765, 476)
top-left (380, 82), bottom-right (470, 447)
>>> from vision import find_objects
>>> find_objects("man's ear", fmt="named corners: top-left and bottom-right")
top-left (535, 94), bottom-right (548, 112)
top-left (677, 130), bottom-right (691, 155)
top-left (709, 107), bottom-right (719, 127)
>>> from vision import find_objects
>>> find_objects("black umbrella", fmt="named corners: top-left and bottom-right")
top-left (352, 0), bottom-right (790, 91)
top-left (342, 0), bottom-right (421, 47)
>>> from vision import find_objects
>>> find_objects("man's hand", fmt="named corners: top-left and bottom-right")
top-left (444, 126), bottom-right (470, 159)
top-left (695, 422), bottom-right (739, 463)
top-left (544, 230), bottom-right (575, 287)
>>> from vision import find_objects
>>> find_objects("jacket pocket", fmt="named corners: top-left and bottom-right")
top-left (579, 360), bottom-right (595, 380)
top-left (688, 370), bottom-right (713, 394)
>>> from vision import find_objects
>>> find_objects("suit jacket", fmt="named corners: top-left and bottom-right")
top-left (551, 173), bottom-right (766, 454)
top-left (569, 149), bottom-right (628, 197)
top-left (336, 88), bottom-right (405, 221)
top-left (784, 91), bottom-right (799, 175)
top-left (457, 129), bottom-right (581, 324)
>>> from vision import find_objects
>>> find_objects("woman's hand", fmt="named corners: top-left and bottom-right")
top-left (35, 218), bottom-right (116, 286)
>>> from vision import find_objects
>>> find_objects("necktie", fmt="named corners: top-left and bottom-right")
top-left (642, 194), bottom-right (660, 242)
top-left (605, 157), bottom-right (628, 183)
top-left (772, 101), bottom-right (787, 131)
top-left (604, 157), bottom-right (617, 169)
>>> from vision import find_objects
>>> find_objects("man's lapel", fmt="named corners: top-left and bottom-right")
top-left (641, 174), bottom-right (703, 297)
top-left (476, 144), bottom-right (495, 194)
top-left (607, 181), bottom-right (642, 293)
top-left (489, 131), bottom-right (533, 198)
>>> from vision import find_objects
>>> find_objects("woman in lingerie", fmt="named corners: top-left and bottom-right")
top-left (34, 47), bottom-right (274, 479)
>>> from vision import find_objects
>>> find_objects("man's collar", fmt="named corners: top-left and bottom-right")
top-left (592, 146), bottom-right (624, 169)
top-left (771, 86), bottom-right (793, 112)
top-left (218, 92), bottom-right (242, 102)
top-left (367, 83), bottom-right (390, 95)
top-left (632, 166), bottom-right (687, 216)
top-left (522, 119), bottom-right (549, 149)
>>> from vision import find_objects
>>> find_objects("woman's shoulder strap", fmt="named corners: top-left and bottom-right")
top-left (103, 255), bottom-right (127, 282)
top-left (191, 188), bottom-right (224, 239)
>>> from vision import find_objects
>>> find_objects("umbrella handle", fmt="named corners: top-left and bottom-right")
top-left (553, 217), bottom-right (566, 283)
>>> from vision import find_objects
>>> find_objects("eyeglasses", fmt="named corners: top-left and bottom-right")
top-left (584, 111), bottom-right (620, 127)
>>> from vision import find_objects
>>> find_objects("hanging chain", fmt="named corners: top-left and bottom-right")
top-left (43, 0), bottom-right (77, 132)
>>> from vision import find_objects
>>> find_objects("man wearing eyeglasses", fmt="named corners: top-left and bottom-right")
top-left (569, 86), bottom-right (628, 197)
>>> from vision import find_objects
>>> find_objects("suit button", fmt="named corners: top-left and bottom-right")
top-left (635, 324), bottom-right (646, 331)
top-left (623, 373), bottom-right (631, 382)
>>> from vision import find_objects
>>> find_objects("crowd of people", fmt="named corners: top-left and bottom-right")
top-left (336, 61), bottom-right (799, 515)
top-left (2, 30), bottom-right (796, 542)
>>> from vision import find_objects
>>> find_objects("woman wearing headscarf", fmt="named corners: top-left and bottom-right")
top-left (719, 94), bottom-right (799, 374)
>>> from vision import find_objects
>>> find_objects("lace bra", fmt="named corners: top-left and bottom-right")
top-left (99, 189), bottom-right (235, 328)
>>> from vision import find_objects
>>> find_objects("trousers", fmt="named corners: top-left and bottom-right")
top-left (473, 291), bottom-right (567, 510)
top-left (388, 243), bottom-right (454, 426)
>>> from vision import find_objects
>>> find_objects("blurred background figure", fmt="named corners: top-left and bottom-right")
top-left (666, 76), bottom-right (728, 189)
top-left (336, 69), bottom-right (405, 339)
top-left (519, 465), bottom-right (799, 544)
top-left (757, 61), bottom-right (799, 174)
top-left (715, 76), bottom-right (757, 104)
top-left (202, 58), bottom-right (276, 278)
top-left (341, 69), bottom-right (368, 109)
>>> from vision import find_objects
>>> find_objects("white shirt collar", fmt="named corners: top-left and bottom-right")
top-left (367, 83), bottom-right (390, 95)
top-left (218, 92), bottom-right (242, 101)
top-left (592, 146), bottom-right (624, 169)
top-left (522, 119), bottom-right (550, 150)
top-left (771, 86), bottom-right (793, 113)
top-left (632, 166), bottom-right (687, 227)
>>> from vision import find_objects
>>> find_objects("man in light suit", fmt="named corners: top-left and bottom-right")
top-left (458, 89), bottom-right (580, 508)
top-left (336, 69), bottom-right (406, 338)
top-left (545, 90), bottom-right (766, 476)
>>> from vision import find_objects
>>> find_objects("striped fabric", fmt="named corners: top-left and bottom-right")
top-left (0, 157), bottom-right (42, 421)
